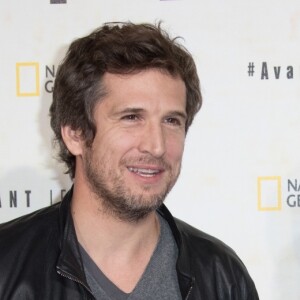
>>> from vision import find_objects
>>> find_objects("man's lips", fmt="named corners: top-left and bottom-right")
top-left (127, 166), bottom-right (164, 178)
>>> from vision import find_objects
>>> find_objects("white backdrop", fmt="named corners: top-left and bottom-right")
top-left (1, 1), bottom-right (300, 299)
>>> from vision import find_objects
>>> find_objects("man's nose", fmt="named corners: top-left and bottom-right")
top-left (138, 122), bottom-right (166, 158)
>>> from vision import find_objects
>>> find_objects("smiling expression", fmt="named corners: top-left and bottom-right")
top-left (80, 69), bottom-right (187, 221)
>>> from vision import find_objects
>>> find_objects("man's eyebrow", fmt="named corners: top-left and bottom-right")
top-left (113, 107), bottom-right (145, 115)
top-left (111, 107), bottom-right (187, 120)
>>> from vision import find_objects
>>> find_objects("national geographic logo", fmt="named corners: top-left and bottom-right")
top-left (257, 176), bottom-right (282, 211)
top-left (16, 62), bottom-right (40, 96)
top-left (257, 176), bottom-right (300, 211)
top-left (16, 63), bottom-right (57, 97)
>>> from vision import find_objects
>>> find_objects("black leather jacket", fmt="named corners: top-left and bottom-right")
top-left (0, 189), bottom-right (259, 299)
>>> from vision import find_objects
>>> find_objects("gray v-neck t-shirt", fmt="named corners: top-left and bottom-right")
top-left (79, 213), bottom-right (181, 300)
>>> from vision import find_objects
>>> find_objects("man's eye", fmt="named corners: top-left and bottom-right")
top-left (122, 114), bottom-right (139, 121)
top-left (165, 117), bottom-right (181, 126)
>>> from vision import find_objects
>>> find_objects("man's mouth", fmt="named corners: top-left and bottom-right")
top-left (127, 167), bottom-right (162, 177)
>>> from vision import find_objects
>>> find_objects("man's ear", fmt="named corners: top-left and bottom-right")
top-left (61, 126), bottom-right (84, 156)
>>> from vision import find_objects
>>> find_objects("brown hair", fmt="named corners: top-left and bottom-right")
top-left (50, 22), bottom-right (202, 178)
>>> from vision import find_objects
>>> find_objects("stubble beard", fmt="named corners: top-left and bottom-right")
top-left (83, 151), bottom-right (180, 223)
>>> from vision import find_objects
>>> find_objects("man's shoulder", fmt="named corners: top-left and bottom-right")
top-left (0, 202), bottom-right (67, 295)
top-left (0, 202), bottom-right (61, 249)
top-left (174, 217), bottom-right (237, 257)
top-left (172, 217), bottom-right (259, 298)
top-left (159, 205), bottom-right (240, 261)
top-left (173, 217), bottom-right (255, 280)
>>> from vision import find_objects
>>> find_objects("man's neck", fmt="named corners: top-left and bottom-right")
top-left (70, 181), bottom-right (160, 293)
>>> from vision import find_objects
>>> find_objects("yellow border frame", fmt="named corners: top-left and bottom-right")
top-left (16, 62), bottom-right (40, 97)
top-left (257, 176), bottom-right (282, 211)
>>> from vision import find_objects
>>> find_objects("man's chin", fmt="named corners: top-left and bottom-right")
top-left (106, 192), bottom-right (167, 223)
top-left (107, 203), bottom-right (159, 223)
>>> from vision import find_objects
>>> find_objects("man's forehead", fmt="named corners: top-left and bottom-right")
top-left (96, 70), bottom-right (187, 116)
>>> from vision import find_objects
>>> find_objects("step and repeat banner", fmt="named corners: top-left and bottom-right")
top-left (1, 1), bottom-right (299, 299)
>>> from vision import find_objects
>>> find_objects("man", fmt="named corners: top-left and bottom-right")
top-left (0, 22), bottom-right (259, 299)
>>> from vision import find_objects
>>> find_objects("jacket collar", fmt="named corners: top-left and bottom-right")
top-left (56, 187), bottom-right (194, 298)
top-left (158, 204), bottom-right (195, 299)
top-left (56, 187), bottom-right (92, 293)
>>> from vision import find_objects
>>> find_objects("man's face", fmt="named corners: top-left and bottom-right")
top-left (81, 69), bottom-right (187, 221)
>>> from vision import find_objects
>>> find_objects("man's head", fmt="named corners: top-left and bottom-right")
top-left (50, 22), bottom-right (202, 179)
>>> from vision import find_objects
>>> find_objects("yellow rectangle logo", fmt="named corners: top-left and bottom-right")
top-left (257, 176), bottom-right (282, 211)
top-left (16, 62), bottom-right (40, 97)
